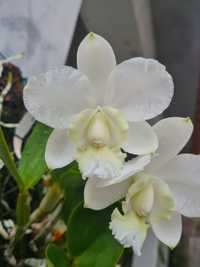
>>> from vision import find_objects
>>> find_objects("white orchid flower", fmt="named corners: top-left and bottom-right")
top-left (23, 33), bottom-right (173, 181)
top-left (84, 117), bottom-right (200, 255)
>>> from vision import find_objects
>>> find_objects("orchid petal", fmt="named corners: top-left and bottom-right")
top-left (123, 121), bottom-right (158, 155)
top-left (24, 67), bottom-right (92, 129)
top-left (103, 107), bottom-right (128, 146)
top-left (96, 155), bottom-right (151, 187)
top-left (146, 117), bottom-right (193, 174)
top-left (76, 146), bottom-right (125, 180)
top-left (150, 178), bottom-right (175, 222)
top-left (77, 33), bottom-right (116, 105)
top-left (68, 109), bottom-right (94, 145)
top-left (155, 154), bottom-right (200, 217)
top-left (45, 129), bottom-right (74, 169)
top-left (106, 58), bottom-right (174, 121)
top-left (151, 211), bottom-right (182, 249)
top-left (84, 178), bottom-right (131, 210)
top-left (110, 209), bottom-right (148, 255)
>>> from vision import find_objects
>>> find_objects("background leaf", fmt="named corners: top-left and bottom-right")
top-left (62, 185), bottom-right (84, 224)
top-left (46, 243), bottom-right (70, 267)
top-left (0, 126), bottom-right (23, 188)
top-left (74, 231), bottom-right (123, 267)
top-left (67, 204), bottom-right (123, 267)
top-left (67, 203), bottom-right (121, 257)
top-left (52, 162), bottom-right (85, 223)
top-left (52, 161), bottom-right (83, 188)
top-left (18, 122), bottom-right (52, 189)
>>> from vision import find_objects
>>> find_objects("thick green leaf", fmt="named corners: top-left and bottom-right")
top-left (46, 243), bottom-right (70, 267)
top-left (67, 203), bottom-right (117, 257)
top-left (74, 231), bottom-right (123, 267)
top-left (52, 161), bottom-right (83, 188)
top-left (18, 122), bottom-right (52, 189)
top-left (53, 162), bottom-right (84, 223)
top-left (0, 126), bottom-right (23, 188)
top-left (62, 185), bottom-right (84, 224)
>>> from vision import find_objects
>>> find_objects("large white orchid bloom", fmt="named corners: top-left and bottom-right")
top-left (23, 33), bottom-right (173, 181)
top-left (84, 117), bottom-right (200, 255)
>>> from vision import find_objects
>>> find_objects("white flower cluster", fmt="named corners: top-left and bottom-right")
top-left (23, 33), bottom-right (200, 255)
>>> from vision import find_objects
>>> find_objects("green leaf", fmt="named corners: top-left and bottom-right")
top-left (52, 162), bottom-right (84, 223)
top-left (18, 122), bottom-right (52, 189)
top-left (74, 231), bottom-right (123, 267)
top-left (62, 186), bottom-right (84, 224)
top-left (46, 243), bottom-right (70, 267)
top-left (52, 161), bottom-right (83, 188)
top-left (67, 204), bottom-right (123, 267)
top-left (67, 203), bottom-right (117, 257)
top-left (0, 126), bottom-right (23, 188)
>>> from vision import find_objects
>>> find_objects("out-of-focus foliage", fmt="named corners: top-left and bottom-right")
top-left (18, 122), bottom-right (52, 189)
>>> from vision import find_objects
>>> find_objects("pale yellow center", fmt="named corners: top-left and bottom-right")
top-left (126, 173), bottom-right (175, 222)
top-left (86, 111), bottom-right (110, 147)
top-left (131, 183), bottom-right (154, 217)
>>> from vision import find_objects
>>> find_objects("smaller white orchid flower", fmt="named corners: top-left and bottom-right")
top-left (84, 117), bottom-right (200, 255)
top-left (23, 33), bottom-right (173, 182)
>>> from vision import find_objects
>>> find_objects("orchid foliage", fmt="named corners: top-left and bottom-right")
top-left (0, 33), bottom-right (200, 266)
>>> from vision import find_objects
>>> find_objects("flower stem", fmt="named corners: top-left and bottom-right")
top-left (30, 183), bottom-right (63, 224)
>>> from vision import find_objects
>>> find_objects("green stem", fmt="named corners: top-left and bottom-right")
top-left (30, 183), bottom-right (63, 223)
top-left (7, 189), bottom-right (30, 257)
top-left (0, 126), bottom-right (24, 189)
top-left (16, 190), bottom-right (30, 228)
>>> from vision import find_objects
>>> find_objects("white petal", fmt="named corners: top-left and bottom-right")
top-left (150, 178), bottom-right (175, 222)
top-left (103, 107), bottom-right (128, 146)
top-left (155, 154), bottom-right (200, 217)
top-left (45, 129), bottom-right (74, 169)
top-left (123, 121), bottom-right (158, 155)
top-left (96, 155), bottom-right (151, 187)
top-left (146, 117), bottom-right (193, 174)
top-left (68, 109), bottom-right (94, 145)
top-left (84, 178), bottom-right (131, 210)
top-left (23, 67), bottom-right (92, 129)
top-left (151, 211), bottom-right (182, 249)
top-left (106, 58), bottom-right (174, 121)
top-left (77, 33), bottom-right (116, 105)
top-left (109, 209), bottom-right (148, 255)
top-left (133, 230), bottom-right (159, 266)
top-left (0, 159), bottom-right (4, 169)
top-left (76, 146), bottom-right (125, 180)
